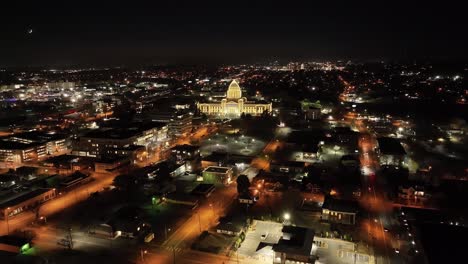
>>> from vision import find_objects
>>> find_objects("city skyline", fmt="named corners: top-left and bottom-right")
top-left (1, 0), bottom-right (467, 67)
top-left (0, 2), bottom-right (467, 264)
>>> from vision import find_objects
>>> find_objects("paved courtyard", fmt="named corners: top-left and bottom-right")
top-left (200, 133), bottom-right (266, 156)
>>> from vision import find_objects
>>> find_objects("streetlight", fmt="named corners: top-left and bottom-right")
top-left (283, 212), bottom-right (291, 225)
top-left (6, 207), bottom-right (10, 235)
top-left (140, 249), bottom-right (147, 263)
top-left (165, 225), bottom-right (171, 241)
top-left (209, 203), bottom-right (214, 219)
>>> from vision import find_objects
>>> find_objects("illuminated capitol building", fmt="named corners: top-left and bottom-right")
top-left (197, 80), bottom-right (272, 117)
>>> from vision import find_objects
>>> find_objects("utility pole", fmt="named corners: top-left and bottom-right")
top-left (140, 249), bottom-right (147, 263)
top-left (172, 246), bottom-right (176, 264)
top-left (5, 210), bottom-right (10, 235)
top-left (68, 227), bottom-right (74, 249)
top-left (198, 212), bottom-right (202, 233)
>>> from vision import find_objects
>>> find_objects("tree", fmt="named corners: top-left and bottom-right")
top-left (113, 174), bottom-right (136, 191)
top-left (236, 174), bottom-right (250, 195)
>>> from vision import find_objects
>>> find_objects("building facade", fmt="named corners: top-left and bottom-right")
top-left (0, 132), bottom-right (70, 168)
top-left (72, 122), bottom-right (167, 160)
top-left (148, 110), bottom-right (193, 136)
top-left (197, 80), bottom-right (272, 117)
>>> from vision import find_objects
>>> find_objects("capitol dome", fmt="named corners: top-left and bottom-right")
top-left (226, 80), bottom-right (242, 100)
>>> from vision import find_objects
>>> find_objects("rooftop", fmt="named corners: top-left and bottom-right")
top-left (322, 196), bottom-right (359, 213)
top-left (83, 121), bottom-right (166, 140)
top-left (377, 137), bottom-right (406, 155)
top-left (272, 226), bottom-right (315, 257)
top-left (203, 166), bottom-right (231, 174)
top-left (0, 140), bottom-right (40, 150)
top-left (171, 144), bottom-right (200, 152)
top-left (191, 183), bottom-right (215, 194)
top-left (0, 188), bottom-right (54, 209)
top-left (8, 131), bottom-right (69, 142)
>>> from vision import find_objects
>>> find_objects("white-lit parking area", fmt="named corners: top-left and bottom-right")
top-left (238, 220), bottom-right (283, 261)
top-left (313, 237), bottom-right (373, 264)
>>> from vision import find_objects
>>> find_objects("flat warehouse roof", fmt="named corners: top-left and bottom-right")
top-left (204, 166), bottom-right (231, 173)
top-left (0, 188), bottom-right (54, 209)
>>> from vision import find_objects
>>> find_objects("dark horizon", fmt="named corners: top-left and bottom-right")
top-left (1, 0), bottom-right (467, 67)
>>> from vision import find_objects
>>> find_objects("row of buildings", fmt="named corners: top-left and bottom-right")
top-left (0, 132), bottom-right (69, 168)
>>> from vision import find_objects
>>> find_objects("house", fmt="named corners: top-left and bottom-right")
top-left (216, 216), bottom-right (246, 236)
top-left (100, 206), bottom-right (150, 239)
top-left (398, 184), bottom-right (428, 201)
top-left (321, 196), bottom-right (359, 225)
top-left (273, 226), bottom-right (316, 264)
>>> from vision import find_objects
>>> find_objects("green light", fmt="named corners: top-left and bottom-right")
top-left (152, 197), bottom-right (156, 204)
top-left (20, 243), bottom-right (30, 253)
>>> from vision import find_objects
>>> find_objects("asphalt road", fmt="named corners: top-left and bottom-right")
top-left (1, 171), bottom-right (117, 236)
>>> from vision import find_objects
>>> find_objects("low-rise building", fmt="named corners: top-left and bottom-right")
top-left (94, 156), bottom-right (130, 173)
top-left (202, 166), bottom-right (233, 185)
top-left (270, 161), bottom-right (306, 175)
top-left (321, 196), bottom-right (359, 225)
top-left (305, 106), bottom-right (321, 120)
top-left (93, 206), bottom-right (150, 239)
top-left (0, 188), bottom-right (56, 219)
top-left (216, 216), bottom-right (246, 236)
top-left (398, 184), bottom-right (428, 201)
top-left (273, 226), bottom-right (316, 264)
top-left (191, 183), bottom-right (215, 198)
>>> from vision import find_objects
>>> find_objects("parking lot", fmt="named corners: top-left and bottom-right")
top-left (238, 220), bottom-right (283, 257)
top-left (314, 237), bottom-right (373, 264)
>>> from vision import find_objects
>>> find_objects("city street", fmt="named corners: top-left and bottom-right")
top-left (1, 171), bottom-right (117, 236)
top-left (162, 186), bottom-right (237, 250)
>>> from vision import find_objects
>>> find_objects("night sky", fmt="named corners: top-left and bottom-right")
top-left (1, 0), bottom-right (467, 67)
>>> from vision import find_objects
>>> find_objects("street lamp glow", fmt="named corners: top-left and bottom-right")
top-left (283, 213), bottom-right (291, 221)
